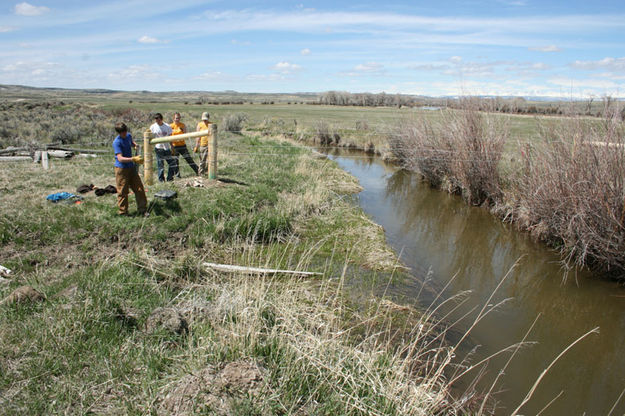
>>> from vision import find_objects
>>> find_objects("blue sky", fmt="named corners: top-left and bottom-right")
top-left (0, 0), bottom-right (624, 97)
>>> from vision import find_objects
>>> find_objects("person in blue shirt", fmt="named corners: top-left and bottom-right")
top-left (112, 122), bottom-right (148, 216)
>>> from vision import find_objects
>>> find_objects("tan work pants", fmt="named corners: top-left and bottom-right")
top-left (115, 167), bottom-right (147, 215)
top-left (198, 146), bottom-right (209, 175)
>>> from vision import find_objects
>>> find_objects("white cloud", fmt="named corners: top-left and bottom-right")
top-left (194, 71), bottom-right (234, 81)
top-left (341, 62), bottom-right (385, 77)
top-left (138, 35), bottom-right (160, 44)
top-left (354, 62), bottom-right (384, 73)
top-left (301, 48), bottom-right (311, 56)
top-left (571, 57), bottom-right (625, 72)
top-left (548, 76), bottom-right (624, 90)
top-left (445, 62), bottom-right (498, 78)
top-left (0, 60), bottom-right (68, 84)
top-left (410, 63), bottom-right (449, 71)
top-left (0, 26), bottom-right (17, 33)
top-left (202, 10), bottom-right (625, 37)
top-left (14, 2), bottom-right (50, 16)
top-left (246, 73), bottom-right (286, 81)
top-left (231, 39), bottom-right (251, 45)
top-left (107, 65), bottom-right (160, 81)
top-left (529, 45), bottom-right (561, 52)
top-left (272, 61), bottom-right (302, 74)
top-left (597, 72), bottom-right (625, 80)
top-left (497, 0), bottom-right (527, 6)
top-left (411, 59), bottom-right (550, 79)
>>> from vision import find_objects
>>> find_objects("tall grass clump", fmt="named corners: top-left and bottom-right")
top-left (222, 112), bottom-right (248, 133)
top-left (514, 112), bottom-right (625, 273)
top-left (388, 116), bottom-right (452, 188)
top-left (313, 120), bottom-right (334, 145)
top-left (390, 99), bottom-right (507, 205)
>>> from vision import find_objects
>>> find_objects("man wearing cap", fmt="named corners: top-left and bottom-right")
top-left (150, 113), bottom-right (176, 182)
top-left (170, 112), bottom-right (199, 177)
top-left (195, 112), bottom-right (213, 176)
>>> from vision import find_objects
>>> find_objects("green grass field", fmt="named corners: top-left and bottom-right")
top-left (0, 127), bottom-right (467, 414)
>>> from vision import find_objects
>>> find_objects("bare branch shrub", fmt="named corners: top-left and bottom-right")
top-left (355, 119), bottom-right (369, 130)
top-left (441, 99), bottom-right (507, 204)
top-left (222, 112), bottom-right (248, 133)
top-left (313, 120), bottom-right (333, 145)
top-left (388, 117), bottom-right (453, 189)
top-left (515, 112), bottom-right (625, 273)
top-left (390, 98), bottom-right (506, 204)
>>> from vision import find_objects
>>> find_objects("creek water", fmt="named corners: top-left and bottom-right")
top-left (326, 149), bottom-right (625, 415)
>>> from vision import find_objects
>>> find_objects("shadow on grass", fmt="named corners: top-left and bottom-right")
top-left (146, 199), bottom-right (182, 217)
top-left (217, 177), bottom-right (248, 186)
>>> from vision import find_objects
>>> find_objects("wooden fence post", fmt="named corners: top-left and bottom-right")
top-left (42, 151), bottom-right (49, 170)
top-left (143, 129), bottom-right (154, 185)
top-left (208, 124), bottom-right (218, 180)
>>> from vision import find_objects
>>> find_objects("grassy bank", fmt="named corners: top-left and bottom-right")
top-left (0, 129), bottom-right (475, 414)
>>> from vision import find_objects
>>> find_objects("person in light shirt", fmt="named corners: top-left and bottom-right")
top-left (149, 113), bottom-right (176, 182)
top-left (169, 112), bottom-right (199, 177)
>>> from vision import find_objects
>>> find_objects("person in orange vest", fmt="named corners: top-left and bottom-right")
top-left (169, 112), bottom-right (198, 177)
top-left (194, 112), bottom-right (213, 176)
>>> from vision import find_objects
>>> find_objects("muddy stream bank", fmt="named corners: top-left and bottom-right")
top-left (324, 149), bottom-right (625, 415)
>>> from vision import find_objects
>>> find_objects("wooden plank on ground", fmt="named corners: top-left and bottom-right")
top-left (203, 262), bottom-right (322, 276)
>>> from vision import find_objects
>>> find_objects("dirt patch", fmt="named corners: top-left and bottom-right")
top-left (144, 307), bottom-right (188, 335)
top-left (218, 361), bottom-right (264, 393)
top-left (1, 286), bottom-right (45, 305)
top-left (159, 360), bottom-right (265, 416)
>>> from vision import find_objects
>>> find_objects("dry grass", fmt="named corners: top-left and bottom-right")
top-left (140, 245), bottom-right (463, 415)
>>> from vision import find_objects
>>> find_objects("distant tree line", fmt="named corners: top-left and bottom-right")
top-left (316, 91), bottom-right (418, 107)
top-left (315, 91), bottom-right (624, 119)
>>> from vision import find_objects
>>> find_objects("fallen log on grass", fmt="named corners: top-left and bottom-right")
top-left (47, 146), bottom-right (109, 154)
top-left (0, 147), bottom-right (29, 155)
top-left (203, 262), bottom-right (323, 277)
top-left (0, 156), bottom-right (32, 161)
top-left (47, 150), bottom-right (74, 159)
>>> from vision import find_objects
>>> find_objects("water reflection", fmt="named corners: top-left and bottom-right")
top-left (327, 150), bottom-right (625, 415)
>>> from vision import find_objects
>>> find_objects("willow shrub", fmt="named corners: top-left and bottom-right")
top-left (389, 99), bottom-right (506, 205)
top-left (515, 114), bottom-right (625, 273)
